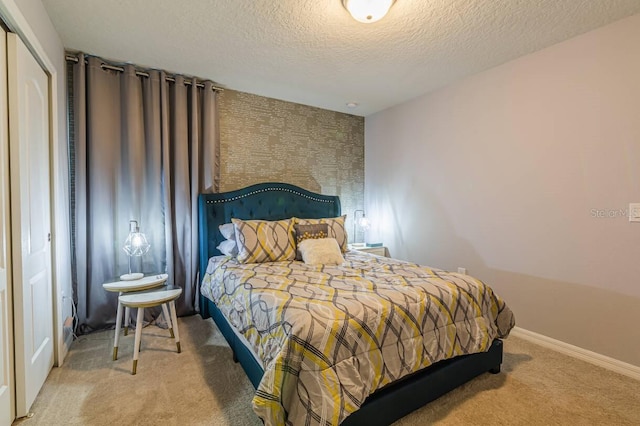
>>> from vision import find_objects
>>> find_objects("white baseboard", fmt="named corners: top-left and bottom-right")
top-left (56, 326), bottom-right (73, 367)
top-left (64, 329), bottom-right (73, 353)
top-left (510, 326), bottom-right (640, 381)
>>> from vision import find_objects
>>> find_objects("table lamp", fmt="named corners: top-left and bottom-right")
top-left (353, 209), bottom-right (371, 246)
top-left (120, 220), bottom-right (150, 281)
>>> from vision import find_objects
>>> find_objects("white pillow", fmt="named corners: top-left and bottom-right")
top-left (298, 238), bottom-right (345, 265)
top-left (219, 223), bottom-right (235, 240)
top-left (216, 239), bottom-right (238, 257)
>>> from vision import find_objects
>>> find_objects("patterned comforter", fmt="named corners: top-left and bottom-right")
top-left (200, 251), bottom-right (515, 425)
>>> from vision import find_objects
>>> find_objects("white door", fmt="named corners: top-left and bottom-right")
top-left (0, 27), bottom-right (15, 426)
top-left (7, 33), bottom-right (54, 417)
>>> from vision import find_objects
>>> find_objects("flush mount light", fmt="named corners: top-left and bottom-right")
top-left (342, 0), bottom-right (396, 24)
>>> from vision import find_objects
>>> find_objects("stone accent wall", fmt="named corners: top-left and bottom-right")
top-left (219, 89), bottom-right (364, 232)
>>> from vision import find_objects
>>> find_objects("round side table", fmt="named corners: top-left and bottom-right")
top-left (102, 274), bottom-right (168, 360)
top-left (119, 286), bottom-right (183, 375)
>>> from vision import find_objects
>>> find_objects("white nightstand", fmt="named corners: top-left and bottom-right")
top-left (119, 286), bottom-right (182, 374)
top-left (103, 274), bottom-right (168, 360)
top-left (349, 244), bottom-right (388, 257)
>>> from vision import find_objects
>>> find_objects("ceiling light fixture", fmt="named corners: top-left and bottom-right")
top-left (342, 0), bottom-right (396, 24)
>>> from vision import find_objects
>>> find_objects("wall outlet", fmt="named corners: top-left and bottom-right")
top-left (457, 267), bottom-right (467, 275)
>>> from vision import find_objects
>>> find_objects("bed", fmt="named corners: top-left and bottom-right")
top-left (197, 182), bottom-right (514, 425)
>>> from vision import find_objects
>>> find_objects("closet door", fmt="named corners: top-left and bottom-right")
top-left (7, 33), bottom-right (54, 417)
top-left (0, 26), bottom-right (14, 426)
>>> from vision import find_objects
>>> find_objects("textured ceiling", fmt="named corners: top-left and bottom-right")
top-left (41, 0), bottom-right (640, 116)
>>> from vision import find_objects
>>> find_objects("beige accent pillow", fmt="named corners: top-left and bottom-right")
top-left (232, 218), bottom-right (296, 263)
top-left (294, 215), bottom-right (348, 253)
top-left (298, 238), bottom-right (345, 265)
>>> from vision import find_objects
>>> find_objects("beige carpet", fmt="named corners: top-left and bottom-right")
top-left (14, 315), bottom-right (640, 426)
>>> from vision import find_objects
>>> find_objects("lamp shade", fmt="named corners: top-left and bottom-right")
top-left (357, 216), bottom-right (371, 230)
top-left (353, 209), bottom-right (372, 245)
top-left (123, 220), bottom-right (150, 257)
top-left (342, 0), bottom-right (395, 23)
top-left (121, 220), bottom-right (150, 281)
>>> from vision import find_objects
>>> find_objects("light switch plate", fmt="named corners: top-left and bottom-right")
top-left (629, 203), bottom-right (640, 222)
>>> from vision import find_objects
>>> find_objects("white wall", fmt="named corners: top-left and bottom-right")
top-left (365, 13), bottom-right (640, 367)
top-left (0, 0), bottom-right (72, 364)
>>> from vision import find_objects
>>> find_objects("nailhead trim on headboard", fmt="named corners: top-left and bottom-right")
top-left (206, 187), bottom-right (334, 204)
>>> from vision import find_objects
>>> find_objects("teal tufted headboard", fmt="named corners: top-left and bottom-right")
top-left (197, 182), bottom-right (341, 314)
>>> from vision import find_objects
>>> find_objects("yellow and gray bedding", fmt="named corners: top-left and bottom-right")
top-left (201, 251), bottom-right (515, 426)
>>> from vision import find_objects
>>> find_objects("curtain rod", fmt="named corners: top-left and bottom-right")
top-left (65, 54), bottom-right (224, 92)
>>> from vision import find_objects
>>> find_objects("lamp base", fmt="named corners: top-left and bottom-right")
top-left (119, 273), bottom-right (144, 281)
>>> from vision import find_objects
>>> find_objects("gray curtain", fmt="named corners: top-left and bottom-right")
top-left (73, 54), bottom-right (219, 333)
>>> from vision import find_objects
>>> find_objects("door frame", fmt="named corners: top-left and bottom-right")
top-left (8, 31), bottom-right (55, 417)
top-left (0, 23), bottom-right (15, 426)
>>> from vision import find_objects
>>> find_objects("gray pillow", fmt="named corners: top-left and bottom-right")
top-left (294, 223), bottom-right (329, 260)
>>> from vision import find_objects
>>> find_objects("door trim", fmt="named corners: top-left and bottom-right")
top-left (0, 23), bottom-right (15, 426)
top-left (7, 31), bottom-right (55, 418)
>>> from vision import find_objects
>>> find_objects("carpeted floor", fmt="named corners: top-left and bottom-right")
top-left (14, 315), bottom-right (640, 426)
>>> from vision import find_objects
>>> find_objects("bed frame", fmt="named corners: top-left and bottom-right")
top-left (197, 182), bottom-right (503, 425)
